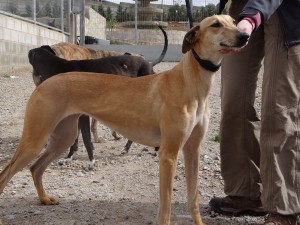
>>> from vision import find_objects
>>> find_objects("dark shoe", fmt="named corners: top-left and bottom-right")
top-left (265, 213), bottom-right (299, 225)
top-left (209, 196), bottom-right (266, 216)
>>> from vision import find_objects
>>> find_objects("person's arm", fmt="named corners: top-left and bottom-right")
top-left (237, 0), bottom-right (284, 36)
top-left (240, 0), bottom-right (284, 24)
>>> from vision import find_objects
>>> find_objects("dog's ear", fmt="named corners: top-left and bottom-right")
top-left (182, 25), bottom-right (200, 54)
top-left (41, 45), bottom-right (56, 55)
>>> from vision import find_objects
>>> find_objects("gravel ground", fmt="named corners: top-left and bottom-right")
top-left (0, 63), bottom-right (264, 225)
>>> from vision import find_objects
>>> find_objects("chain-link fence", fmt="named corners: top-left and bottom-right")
top-left (0, 0), bottom-right (220, 45)
top-left (0, 0), bottom-right (72, 32)
top-left (88, 0), bottom-right (220, 26)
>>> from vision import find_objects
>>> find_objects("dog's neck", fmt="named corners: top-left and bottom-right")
top-left (191, 49), bottom-right (221, 72)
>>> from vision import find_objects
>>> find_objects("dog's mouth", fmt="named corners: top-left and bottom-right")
top-left (220, 32), bottom-right (250, 49)
top-left (220, 40), bottom-right (247, 49)
top-left (219, 42), bottom-right (243, 52)
top-left (220, 42), bottom-right (231, 48)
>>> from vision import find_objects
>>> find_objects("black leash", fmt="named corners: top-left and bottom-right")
top-left (185, 0), bottom-right (193, 29)
top-left (218, 0), bottom-right (228, 14)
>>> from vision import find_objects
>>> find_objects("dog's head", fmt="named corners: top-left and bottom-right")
top-left (28, 46), bottom-right (58, 86)
top-left (28, 45), bottom-right (56, 66)
top-left (182, 15), bottom-right (249, 54)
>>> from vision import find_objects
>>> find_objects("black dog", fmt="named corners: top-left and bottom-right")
top-left (28, 33), bottom-right (166, 169)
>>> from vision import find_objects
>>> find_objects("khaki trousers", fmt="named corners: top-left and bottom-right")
top-left (220, 1), bottom-right (300, 214)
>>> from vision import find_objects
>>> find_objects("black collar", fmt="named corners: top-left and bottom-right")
top-left (191, 49), bottom-right (221, 72)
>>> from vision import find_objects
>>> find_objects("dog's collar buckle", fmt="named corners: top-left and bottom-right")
top-left (191, 49), bottom-right (221, 72)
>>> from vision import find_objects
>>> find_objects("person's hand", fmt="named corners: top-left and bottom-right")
top-left (237, 19), bottom-right (254, 36)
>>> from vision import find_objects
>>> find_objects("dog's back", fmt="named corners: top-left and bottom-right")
top-left (28, 47), bottom-right (155, 85)
top-left (73, 55), bottom-right (154, 76)
top-left (51, 42), bottom-right (123, 60)
top-left (31, 25), bottom-right (168, 83)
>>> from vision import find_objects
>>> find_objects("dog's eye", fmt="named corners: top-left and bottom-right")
top-left (211, 22), bottom-right (221, 28)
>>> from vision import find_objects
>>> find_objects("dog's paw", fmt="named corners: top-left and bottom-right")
top-left (57, 157), bottom-right (72, 166)
top-left (114, 136), bottom-right (122, 141)
top-left (120, 148), bottom-right (129, 155)
top-left (111, 131), bottom-right (122, 140)
top-left (40, 195), bottom-right (59, 205)
top-left (94, 137), bottom-right (106, 143)
top-left (82, 160), bottom-right (96, 171)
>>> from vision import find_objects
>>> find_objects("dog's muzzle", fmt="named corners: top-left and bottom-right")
top-left (28, 49), bottom-right (35, 66)
top-left (236, 32), bottom-right (250, 47)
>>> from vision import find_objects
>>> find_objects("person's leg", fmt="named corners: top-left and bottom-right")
top-left (210, 0), bottom-right (265, 215)
top-left (260, 13), bottom-right (300, 220)
top-left (220, 1), bottom-right (265, 198)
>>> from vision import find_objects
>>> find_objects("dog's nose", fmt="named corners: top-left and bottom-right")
top-left (238, 32), bottom-right (250, 45)
top-left (28, 49), bottom-right (34, 65)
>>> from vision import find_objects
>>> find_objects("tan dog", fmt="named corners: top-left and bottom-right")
top-left (51, 42), bottom-right (125, 60)
top-left (0, 15), bottom-right (248, 225)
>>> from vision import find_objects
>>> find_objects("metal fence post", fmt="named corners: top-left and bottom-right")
top-left (69, 0), bottom-right (76, 44)
top-left (134, 0), bottom-right (138, 44)
top-left (66, 0), bottom-right (71, 33)
top-left (79, 0), bottom-right (85, 45)
top-left (33, 0), bottom-right (36, 22)
top-left (61, 0), bottom-right (64, 31)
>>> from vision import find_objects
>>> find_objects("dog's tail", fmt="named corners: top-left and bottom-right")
top-left (151, 25), bottom-right (168, 67)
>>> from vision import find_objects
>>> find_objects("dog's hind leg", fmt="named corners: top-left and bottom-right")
top-left (182, 123), bottom-right (206, 225)
top-left (123, 140), bottom-right (133, 153)
top-left (91, 118), bottom-right (105, 143)
top-left (79, 115), bottom-right (94, 160)
top-left (30, 114), bottom-right (80, 205)
top-left (66, 136), bottom-right (79, 160)
top-left (111, 130), bottom-right (121, 140)
top-left (79, 115), bottom-right (95, 170)
top-left (57, 123), bottom-right (79, 166)
top-left (91, 119), bottom-right (120, 142)
top-left (0, 140), bottom-right (46, 193)
top-left (67, 122), bottom-right (80, 159)
top-left (0, 137), bottom-right (47, 195)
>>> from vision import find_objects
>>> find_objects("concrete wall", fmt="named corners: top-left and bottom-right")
top-left (81, 7), bottom-right (106, 40)
top-left (0, 12), bottom-right (68, 68)
top-left (0, 9), bottom-right (183, 70)
top-left (107, 29), bottom-right (186, 45)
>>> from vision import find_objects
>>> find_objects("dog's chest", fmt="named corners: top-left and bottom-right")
top-left (194, 101), bottom-right (210, 128)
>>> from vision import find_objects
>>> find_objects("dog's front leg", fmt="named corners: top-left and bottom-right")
top-left (182, 123), bottom-right (206, 225)
top-left (158, 140), bottom-right (180, 225)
